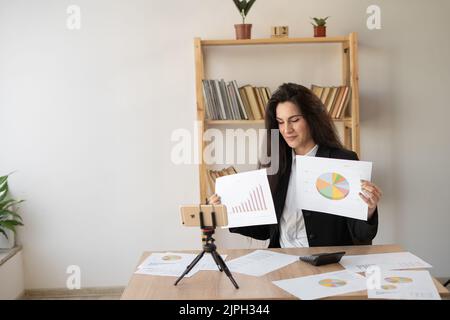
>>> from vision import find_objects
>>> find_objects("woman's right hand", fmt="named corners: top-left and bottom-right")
top-left (208, 193), bottom-right (221, 205)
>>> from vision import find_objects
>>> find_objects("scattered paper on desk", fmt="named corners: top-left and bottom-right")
top-left (339, 252), bottom-right (432, 273)
top-left (273, 270), bottom-right (367, 300)
top-left (226, 250), bottom-right (298, 276)
top-left (138, 252), bottom-right (197, 268)
top-left (135, 263), bottom-right (200, 277)
top-left (135, 252), bottom-right (228, 277)
top-left (368, 270), bottom-right (441, 300)
top-left (296, 156), bottom-right (372, 221)
top-left (215, 169), bottom-right (277, 228)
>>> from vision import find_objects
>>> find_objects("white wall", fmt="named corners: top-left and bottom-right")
top-left (0, 0), bottom-right (449, 289)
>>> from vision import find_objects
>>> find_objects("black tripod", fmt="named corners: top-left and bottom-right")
top-left (174, 207), bottom-right (239, 289)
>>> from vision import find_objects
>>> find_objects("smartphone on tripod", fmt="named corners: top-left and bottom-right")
top-left (176, 204), bottom-right (238, 289)
top-left (180, 205), bottom-right (228, 227)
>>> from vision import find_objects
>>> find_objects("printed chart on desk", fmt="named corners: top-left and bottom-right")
top-left (296, 156), bottom-right (372, 221)
top-left (215, 169), bottom-right (277, 228)
top-left (368, 270), bottom-right (441, 300)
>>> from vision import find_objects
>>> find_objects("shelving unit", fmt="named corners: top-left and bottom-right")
top-left (194, 33), bottom-right (361, 202)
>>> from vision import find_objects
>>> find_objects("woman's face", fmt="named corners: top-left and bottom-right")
top-left (276, 101), bottom-right (313, 150)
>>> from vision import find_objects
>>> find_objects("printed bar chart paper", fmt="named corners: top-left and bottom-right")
top-left (296, 156), bottom-right (372, 221)
top-left (215, 169), bottom-right (277, 228)
top-left (339, 251), bottom-right (432, 272)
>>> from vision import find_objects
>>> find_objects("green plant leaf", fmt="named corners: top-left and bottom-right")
top-left (311, 16), bottom-right (329, 27)
top-left (0, 173), bottom-right (24, 237)
top-left (0, 191), bottom-right (7, 202)
top-left (232, 0), bottom-right (256, 18)
top-left (0, 198), bottom-right (16, 210)
top-left (0, 199), bottom-right (23, 211)
top-left (3, 199), bottom-right (24, 211)
top-left (0, 209), bottom-right (23, 222)
top-left (232, 0), bottom-right (246, 12)
top-left (0, 219), bottom-right (23, 226)
top-left (0, 219), bottom-right (23, 229)
top-left (0, 175), bottom-right (8, 186)
top-left (0, 220), bottom-right (23, 233)
top-left (243, 0), bottom-right (256, 16)
top-left (0, 179), bottom-right (8, 202)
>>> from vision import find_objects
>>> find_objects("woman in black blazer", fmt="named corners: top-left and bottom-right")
top-left (209, 83), bottom-right (382, 248)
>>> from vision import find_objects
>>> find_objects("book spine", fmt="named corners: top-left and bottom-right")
top-left (209, 80), bottom-right (220, 119)
top-left (239, 87), bottom-right (254, 120)
top-left (332, 86), bottom-right (345, 119)
top-left (244, 86), bottom-right (262, 120)
top-left (337, 86), bottom-right (351, 119)
top-left (214, 80), bottom-right (227, 120)
top-left (208, 80), bottom-right (219, 120)
top-left (233, 80), bottom-right (248, 120)
top-left (227, 82), bottom-right (239, 120)
top-left (202, 80), bottom-right (212, 120)
top-left (254, 87), bottom-right (265, 119)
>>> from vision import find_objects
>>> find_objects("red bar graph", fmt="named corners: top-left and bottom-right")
top-left (231, 185), bottom-right (268, 213)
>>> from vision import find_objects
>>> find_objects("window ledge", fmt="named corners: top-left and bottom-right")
top-left (0, 246), bottom-right (22, 267)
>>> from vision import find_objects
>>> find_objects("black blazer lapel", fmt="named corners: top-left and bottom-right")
top-left (315, 145), bottom-right (331, 159)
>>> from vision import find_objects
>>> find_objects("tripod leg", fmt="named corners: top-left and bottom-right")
top-left (214, 251), bottom-right (239, 289)
top-left (174, 251), bottom-right (205, 286)
top-left (210, 251), bottom-right (223, 272)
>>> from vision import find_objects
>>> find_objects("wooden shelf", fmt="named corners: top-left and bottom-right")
top-left (205, 118), bottom-right (351, 125)
top-left (205, 120), bottom-right (265, 125)
top-left (201, 36), bottom-right (349, 47)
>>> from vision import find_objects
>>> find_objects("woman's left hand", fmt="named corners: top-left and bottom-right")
top-left (359, 180), bottom-right (382, 220)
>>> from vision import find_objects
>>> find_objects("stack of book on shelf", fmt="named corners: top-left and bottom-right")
top-left (208, 166), bottom-right (237, 187)
top-left (202, 79), bottom-right (271, 120)
top-left (311, 85), bottom-right (352, 119)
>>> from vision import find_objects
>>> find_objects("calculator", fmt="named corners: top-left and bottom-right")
top-left (299, 251), bottom-right (346, 266)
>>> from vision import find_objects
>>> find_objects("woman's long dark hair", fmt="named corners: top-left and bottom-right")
top-left (263, 83), bottom-right (343, 193)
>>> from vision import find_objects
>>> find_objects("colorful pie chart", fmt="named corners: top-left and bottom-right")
top-left (318, 278), bottom-right (347, 288)
top-left (162, 255), bottom-right (182, 261)
top-left (384, 277), bottom-right (413, 284)
top-left (381, 284), bottom-right (398, 290)
top-left (316, 172), bottom-right (350, 200)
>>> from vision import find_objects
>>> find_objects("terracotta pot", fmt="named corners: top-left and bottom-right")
top-left (314, 26), bottom-right (327, 37)
top-left (234, 24), bottom-right (252, 40)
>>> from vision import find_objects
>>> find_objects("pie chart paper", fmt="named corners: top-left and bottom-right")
top-left (296, 156), bottom-right (372, 221)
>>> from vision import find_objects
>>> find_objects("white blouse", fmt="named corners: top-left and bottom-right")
top-left (279, 145), bottom-right (319, 248)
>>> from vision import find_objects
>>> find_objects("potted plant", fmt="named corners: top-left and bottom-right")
top-left (232, 0), bottom-right (257, 40)
top-left (0, 174), bottom-right (24, 249)
top-left (311, 16), bottom-right (329, 37)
